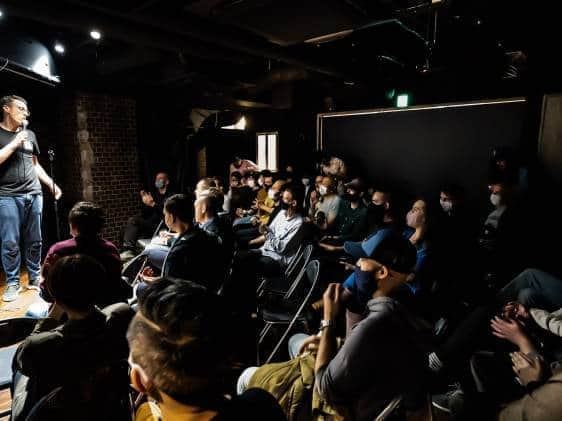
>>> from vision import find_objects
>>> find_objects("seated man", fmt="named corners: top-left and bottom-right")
top-left (139, 194), bottom-right (224, 293)
top-left (12, 254), bottom-right (134, 420)
top-left (142, 187), bottom-right (230, 271)
top-left (318, 178), bottom-right (368, 245)
top-left (238, 234), bottom-right (426, 420)
top-left (127, 277), bottom-right (285, 421)
top-left (246, 186), bottom-right (304, 274)
top-left (33, 201), bottom-right (130, 317)
top-left (314, 234), bottom-right (426, 420)
top-left (121, 172), bottom-right (173, 260)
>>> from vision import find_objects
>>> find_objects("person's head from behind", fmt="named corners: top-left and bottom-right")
top-left (440, 184), bottom-right (464, 213)
top-left (1, 95), bottom-right (29, 126)
top-left (195, 177), bottom-right (217, 199)
top-left (233, 156), bottom-right (242, 168)
top-left (68, 201), bottom-right (105, 239)
top-left (127, 278), bottom-right (226, 407)
top-left (154, 172), bottom-right (169, 190)
top-left (359, 234), bottom-right (417, 297)
top-left (164, 194), bottom-right (194, 232)
top-left (195, 188), bottom-right (223, 224)
top-left (406, 199), bottom-right (427, 230)
top-left (46, 254), bottom-right (105, 315)
top-left (230, 171), bottom-right (242, 188)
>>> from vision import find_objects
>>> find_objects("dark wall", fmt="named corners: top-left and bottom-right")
top-left (321, 99), bottom-right (529, 207)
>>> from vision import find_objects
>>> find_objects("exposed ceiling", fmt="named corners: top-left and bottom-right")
top-left (0, 0), bottom-right (551, 109)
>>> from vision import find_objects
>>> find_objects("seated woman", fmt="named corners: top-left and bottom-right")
top-left (12, 254), bottom-right (134, 420)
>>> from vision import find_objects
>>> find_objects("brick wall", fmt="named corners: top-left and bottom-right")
top-left (61, 93), bottom-right (141, 244)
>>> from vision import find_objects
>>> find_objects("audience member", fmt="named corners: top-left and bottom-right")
top-left (121, 172), bottom-right (173, 260)
top-left (128, 278), bottom-right (286, 420)
top-left (36, 202), bottom-right (130, 317)
top-left (229, 155), bottom-right (260, 177)
top-left (12, 254), bottom-right (134, 420)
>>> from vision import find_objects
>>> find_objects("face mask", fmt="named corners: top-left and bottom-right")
top-left (352, 267), bottom-right (378, 310)
top-left (490, 193), bottom-right (501, 207)
top-left (268, 189), bottom-right (277, 199)
top-left (258, 179), bottom-right (264, 187)
top-left (440, 199), bottom-right (453, 213)
top-left (280, 201), bottom-right (290, 210)
top-left (247, 179), bottom-right (256, 188)
top-left (155, 180), bottom-right (165, 189)
top-left (319, 185), bottom-right (328, 196)
top-left (368, 203), bottom-right (386, 224)
top-left (302, 178), bottom-right (310, 186)
top-left (406, 210), bottom-right (425, 228)
top-left (345, 192), bottom-right (360, 202)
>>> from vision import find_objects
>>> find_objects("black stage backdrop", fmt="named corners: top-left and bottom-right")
top-left (319, 99), bottom-right (528, 209)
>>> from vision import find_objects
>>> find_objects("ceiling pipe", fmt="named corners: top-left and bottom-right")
top-left (23, 0), bottom-right (350, 80)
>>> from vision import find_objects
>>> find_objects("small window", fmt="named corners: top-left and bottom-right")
top-left (257, 132), bottom-right (278, 171)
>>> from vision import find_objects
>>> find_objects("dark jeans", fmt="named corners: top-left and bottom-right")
top-left (439, 268), bottom-right (562, 364)
top-left (0, 194), bottom-right (42, 286)
top-left (122, 214), bottom-right (160, 250)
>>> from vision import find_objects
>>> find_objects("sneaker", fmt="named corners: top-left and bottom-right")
top-left (26, 278), bottom-right (40, 291)
top-left (3, 284), bottom-right (21, 302)
top-left (432, 384), bottom-right (465, 414)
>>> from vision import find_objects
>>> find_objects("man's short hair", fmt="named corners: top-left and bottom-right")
top-left (198, 188), bottom-right (223, 214)
top-left (164, 194), bottom-right (194, 223)
top-left (283, 186), bottom-right (304, 212)
top-left (127, 278), bottom-right (226, 405)
top-left (1, 95), bottom-right (27, 109)
top-left (68, 201), bottom-right (105, 237)
top-left (45, 254), bottom-right (106, 311)
top-left (440, 183), bottom-right (464, 200)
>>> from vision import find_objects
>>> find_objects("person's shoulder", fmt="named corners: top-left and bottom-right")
top-left (48, 238), bottom-right (78, 254)
top-left (102, 303), bottom-right (134, 325)
top-left (99, 237), bottom-right (119, 252)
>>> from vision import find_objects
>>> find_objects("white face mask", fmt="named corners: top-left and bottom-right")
top-left (440, 199), bottom-right (453, 213)
top-left (490, 193), bottom-right (501, 207)
top-left (319, 185), bottom-right (328, 196)
top-left (302, 178), bottom-right (310, 186)
top-left (247, 179), bottom-right (256, 188)
top-left (268, 189), bottom-right (277, 199)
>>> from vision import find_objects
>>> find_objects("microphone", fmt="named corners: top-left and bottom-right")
top-left (21, 119), bottom-right (32, 151)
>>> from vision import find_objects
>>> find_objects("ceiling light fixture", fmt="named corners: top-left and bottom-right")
top-left (90, 29), bottom-right (102, 40)
top-left (54, 43), bottom-right (65, 54)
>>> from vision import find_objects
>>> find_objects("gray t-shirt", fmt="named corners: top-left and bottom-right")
top-left (0, 126), bottom-right (41, 196)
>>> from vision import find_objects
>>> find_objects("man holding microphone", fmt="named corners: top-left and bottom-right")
top-left (0, 95), bottom-right (62, 302)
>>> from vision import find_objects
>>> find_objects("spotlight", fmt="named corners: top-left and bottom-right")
top-left (54, 43), bottom-right (65, 54)
top-left (0, 9), bottom-right (4, 18)
top-left (90, 29), bottom-right (102, 40)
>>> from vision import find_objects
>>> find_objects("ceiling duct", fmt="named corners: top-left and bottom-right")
top-left (0, 33), bottom-right (61, 85)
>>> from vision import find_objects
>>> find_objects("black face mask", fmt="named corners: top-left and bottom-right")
top-left (345, 193), bottom-right (360, 203)
top-left (368, 203), bottom-right (386, 224)
top-left (264, 184), bottom-right (273, 190)
top-left (280, 201), bottom-right (290, 210)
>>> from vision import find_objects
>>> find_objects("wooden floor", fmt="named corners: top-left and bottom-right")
top-left (0, 270), bottom-right (46, 419)
top-left (0, 271), bottom-right (44, 320)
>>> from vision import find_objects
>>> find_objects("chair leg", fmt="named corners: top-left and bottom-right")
top-left (258, 323), bottom-right (273, 345)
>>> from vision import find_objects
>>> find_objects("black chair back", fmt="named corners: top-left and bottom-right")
top-left (0, 318), bottom-right (37, 348)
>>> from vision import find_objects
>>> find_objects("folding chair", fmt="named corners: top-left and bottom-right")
top-left (258, 260), bottom-right (321, 363)
top-left (0, 317), bottom-right (38, 418)
top-left (257, 244), bottom-right (314, 298)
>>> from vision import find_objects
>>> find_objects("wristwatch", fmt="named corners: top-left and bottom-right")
top-left (319, 319), bottom-right (334, 331)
